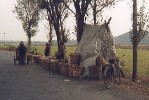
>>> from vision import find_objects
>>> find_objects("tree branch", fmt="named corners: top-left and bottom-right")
top-left (96, 0), bottom-right (115, 14)
top-left (105, 17), bottom-right (112, 32)
top-left (62, 1), bottom-right (76, 16)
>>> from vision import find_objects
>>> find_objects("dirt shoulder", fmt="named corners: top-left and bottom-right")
top-left (0, 50), bottom-right (149, 100)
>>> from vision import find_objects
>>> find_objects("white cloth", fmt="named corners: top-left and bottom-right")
top-left (76, 24), bottom-right (116, 76)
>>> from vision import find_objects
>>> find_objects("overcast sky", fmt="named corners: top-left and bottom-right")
top-left (0, 0), bottom-right (132, 41)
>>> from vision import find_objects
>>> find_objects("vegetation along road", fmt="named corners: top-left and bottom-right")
top-left (0, 50), bottom-right (149, 100)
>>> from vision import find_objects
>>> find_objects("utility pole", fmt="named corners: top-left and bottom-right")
top-left (132, 0), bottom-right (138, 81)
top-left (3, 33), bottom-right (6, 46)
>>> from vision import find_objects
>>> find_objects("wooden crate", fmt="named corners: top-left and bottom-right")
top-left (27, 54), bottom-right (32, 61)
top-left (40, 58), bottom-right (47, 67)
top-left (69, 64), bottom-right (84, 78)
top-left (33, 55), bottom-right (40, 64)
top-left (69, 53), bottom-right (81, 65)
top-left (60, 63), bottom-right (69, 76)
top-left (39, 56), bottom-right (51, 66)
top-left (50, 60), bottom-right (59, 72)
top-left (32, 55), bottom-right (36, 63)
top-left (44, 61), bottom-right (51, 70)
top-left (58, 62), bottom-right (63, 73)
top-left (36, 56), bottom-right (54, 70)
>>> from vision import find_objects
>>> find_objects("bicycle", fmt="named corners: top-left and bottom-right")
top-left (103, 57), bottom-right (123, 89)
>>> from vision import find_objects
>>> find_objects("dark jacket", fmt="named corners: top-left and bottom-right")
top-left (18, 44), bottom-right (27, 56)
top-left (44, 46), bottom-right (50, 56)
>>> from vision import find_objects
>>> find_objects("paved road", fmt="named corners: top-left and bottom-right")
top-left (0, 50), bottom-right (149, 100)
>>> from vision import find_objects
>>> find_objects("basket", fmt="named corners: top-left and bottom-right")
top-left (44, 61), bottom-right (51, 70)
top-left (69, 53), bottom-right (81, 65)
top-left (96, 56), bottom-right (107, 66)
top-left (48, 56), bottom-right (55, 60)
top-left (69, 64), bottom-right (84, 78)
top-left (50, 60), bottom-right (59, 72)
top-left (60, 63), bottom-right (69, 76)
top-left (32, 55), bottom-right (36, 63)
top-left (27, 54), bottom-right (32, 61)
top-left (41, 56), bottom-right (54, 70)
top-left (88, 65), bottom-right (102, 80)
top-left (58, 62), bottom-right (63, 73)
top-left (40, 58), bottom-right (47, 67)
top-left (33, 55), bottom-right (40, 64)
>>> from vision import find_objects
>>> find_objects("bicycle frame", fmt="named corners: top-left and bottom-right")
top-left (103, 58), bottom-right (121, 89)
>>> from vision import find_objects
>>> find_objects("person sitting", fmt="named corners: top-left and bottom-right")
top-left (44, 43), bottom-right (50, 57)
top-left (17, 41), bottom-right (27, 65)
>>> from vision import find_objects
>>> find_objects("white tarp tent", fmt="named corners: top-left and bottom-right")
top-left (76, 23), bottom-right (116, 76)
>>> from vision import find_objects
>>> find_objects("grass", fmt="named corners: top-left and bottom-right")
top-left (32, 45), bottom-right (77, 57)
top-left (116, 49), bottom-right (149, 77)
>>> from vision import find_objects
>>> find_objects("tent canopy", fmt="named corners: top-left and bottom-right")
top-left (75, 23), bottom-right (116, 76)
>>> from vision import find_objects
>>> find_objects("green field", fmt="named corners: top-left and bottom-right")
top-left (116, 48), bottom-right (149, 77)
top-left (32, 45), bottom-right (77, 57)
top-left (32, 45), bottom-right (149, 77)
top-left (0, 45), bottom-right (149, 77)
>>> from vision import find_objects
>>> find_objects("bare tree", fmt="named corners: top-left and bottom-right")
top-left (130, 0), bottom-right (149, 81)
top-left (13, 0), bottom-right (40, 53)
top-left (47, 14), bottom-right (54, 56)
top-left (62, 0), bottom-right (91, 43)
top-left (41, 10), bottom-right (55, 56)
top-left (39, 0), bottom-right (69, 53)
top-left (89, 0), bottom-right (118, 25)
top-left (73, 0), bottom-right (91, 43)
top-left (44, 22), bottom-right (54, 55)
top-left (63, 0), bottom-right (118, 42)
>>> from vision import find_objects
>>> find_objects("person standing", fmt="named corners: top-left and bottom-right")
top-left (44, 43), bottom-right (50, 57)
top-left (18, 41), bottom-right (27, 65)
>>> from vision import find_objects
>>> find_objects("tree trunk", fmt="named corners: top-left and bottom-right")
top-left (93, 0), bottom-right (97, 25)
top-left (55, 28), bottom-right (61, 52)
top-left (48, 28), bottom-right (53, 56)
top-left (132, 0), bottom-right (138, 81)
top-left (48, 15), bottom-right (53, 56)
top-left (48, 40), bottom-right (52, 56)
top-left (76, 16), bottom-right (84, 43)
top-left (27, 35), bottom-right (31, 54)
top-left (48, 34), bottom-right (52, 56)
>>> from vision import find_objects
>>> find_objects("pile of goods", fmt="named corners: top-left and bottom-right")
top-left (28, 53), bottom-right (108, 80)
top-left (31, 53), bottom-right (84, 78)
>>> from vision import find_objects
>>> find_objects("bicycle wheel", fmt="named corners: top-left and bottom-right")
top-left (114, 67), bottom-right (121, 85)
top-left (104, 66), bottom-right (113, 89)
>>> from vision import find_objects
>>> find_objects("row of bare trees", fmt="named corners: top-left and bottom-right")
top-left (14, 0), bottom-right (118, 50)
top-left (13, 0), bottom-right (149, 81)
top-left (38, 0), bottom-right (118, 45)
